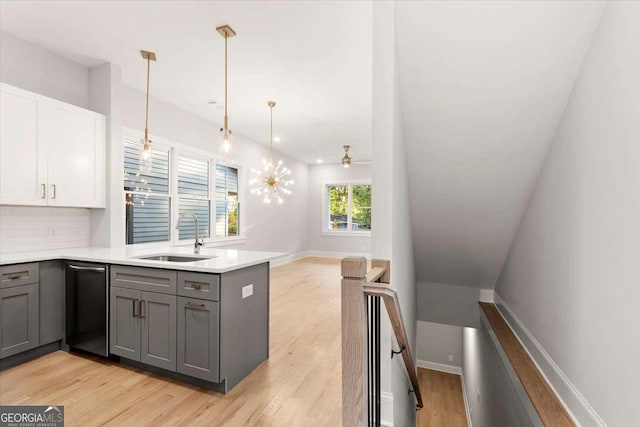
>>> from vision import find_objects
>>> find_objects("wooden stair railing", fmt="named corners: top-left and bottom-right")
top-left (341, 257), bottom-right (423, 427)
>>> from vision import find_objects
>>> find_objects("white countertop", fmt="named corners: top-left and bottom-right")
top-left (0, 245), bottom-right (287, 273)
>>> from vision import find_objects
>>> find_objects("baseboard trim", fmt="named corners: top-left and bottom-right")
top-left (269, 251), bottom-right (309, 267)
top-left (270, 250), bottom-right (371, 267)
top-left (493, 294), bottom-right (607, 427)
top-left (380, 391), bottom-right (394, 427)
top-left (306, 250), bottom-right (370, 259)
top-left (417, 359), bottom-right (462, 375)
top-left (460, 370), bottom-right (473, 427)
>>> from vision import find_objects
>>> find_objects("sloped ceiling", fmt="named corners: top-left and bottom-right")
top-left (396, 1), bottom-right (605, 288)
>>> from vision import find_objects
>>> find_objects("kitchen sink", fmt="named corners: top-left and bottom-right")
top-left (136, 254), bottom-right (215, 262)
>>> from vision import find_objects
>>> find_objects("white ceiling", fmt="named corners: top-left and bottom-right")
top-left (396, 1), bottom-right (605, 288)
top-left (0, 0), bottom-right (373, 164)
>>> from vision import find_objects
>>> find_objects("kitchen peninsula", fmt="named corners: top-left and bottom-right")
top-left (0, 246), bottom-right (284, 393)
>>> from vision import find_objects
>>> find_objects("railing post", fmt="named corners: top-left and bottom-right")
top-left (341, 256), bottom-right (368, 427)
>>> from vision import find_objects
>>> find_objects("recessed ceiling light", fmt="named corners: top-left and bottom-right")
top-left (317, 159), bottom-right (323, 163)
top-left (273, 136), bottom-right (281, 142)
top-left (208, 100), bottom-right (217, 105)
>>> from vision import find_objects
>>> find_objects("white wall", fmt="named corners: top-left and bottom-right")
top-left (371, 2), bottom-right (418, 425)
top-left (495, 3), bottom-right (640, 426)
top-left (118, 84), bottom-right (310, 255)
top-left (307, 163), bottom-right (371, 256)
top-left (416, 321), bottom-right (462, 368)
top-left (0, 30), bottom-right (89, 108)
top-left (462, 325), bottom-right (535, 427)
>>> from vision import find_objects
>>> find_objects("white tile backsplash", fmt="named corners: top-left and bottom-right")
top-left (0, 206), bottom-right (91, 254)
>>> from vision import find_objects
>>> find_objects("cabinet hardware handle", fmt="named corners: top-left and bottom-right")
top-left (2, 272), bottom-right (27, 281)
top-left (139, 300), bottom-right (145, 318)
top-left (133, 299), bottom-right (138, 317)
top-left (185, 302), bottom-right (205, 309)
top-left (67, 264), bottom-right (105, 272)
top-left (191, 283), bottom-right (201, 290)
top-left (51, 184), bottom-right (56, 199)
top-left (40, 183), bottom-right (46, 199)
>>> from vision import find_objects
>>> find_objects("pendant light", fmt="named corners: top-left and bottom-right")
top-left (249, 101), bottom-right (294, 204)
top-left (216, 25), bottom-right (236, 163)
top-left (342, 145), bottom-right (352, 168)
top-left (140, 50), bottom-right (156, 171)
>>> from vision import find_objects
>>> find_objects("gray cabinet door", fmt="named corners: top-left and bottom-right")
top-left (140, 291), bottom-right (176, 371)
top-left (39, 261), bottom-right (64, 345)
top-left (177, 297), bottom-right (219, 382)
top-left (109, 286), bottom-right (140, 361)
top-left (0, 283), bottom-right (39, 359)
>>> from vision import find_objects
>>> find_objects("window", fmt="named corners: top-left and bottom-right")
top-left (326, 183), bottom-right (371, 233)
top-left (177, 156), bottom-right (211, 240)
top-left (124, 141), bottom-right (171, 244)
top-left (215, 164), bottom-right (239, 238)
top-left (123, 134), bottom-right (242, 246)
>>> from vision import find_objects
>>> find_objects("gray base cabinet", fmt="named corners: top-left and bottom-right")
top-left (0, 283), bottom-right (39, 359)
top-left (110, 286), bottom-right (177, 371)
top-left (177, 296), bottom-right (219, 382)
top-left (141, 291), bottom-right (176, 371)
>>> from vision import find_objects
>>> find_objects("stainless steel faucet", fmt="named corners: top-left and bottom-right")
top-left (176, 213), bottom-right (204, 254)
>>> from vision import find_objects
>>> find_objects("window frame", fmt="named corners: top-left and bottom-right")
top-left (123, 127), bottom-right (245, 248)
top-left (322, 180), bottom-right (372, 237)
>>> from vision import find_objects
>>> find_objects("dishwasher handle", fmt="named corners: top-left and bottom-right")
top-left (66, 264), bottom-right (106, 273)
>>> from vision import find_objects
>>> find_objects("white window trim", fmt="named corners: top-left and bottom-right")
top-left (123, 127), bottom-right (246, 248)
top-left (322, 180), bottom-right (372, 237)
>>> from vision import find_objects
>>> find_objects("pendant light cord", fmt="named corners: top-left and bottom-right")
top-left (270, 104), bottom-right (273, 162)
top-left (224, 31), bottom-right (228, 135)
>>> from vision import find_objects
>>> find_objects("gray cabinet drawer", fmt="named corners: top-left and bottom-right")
top-left (110, 266), bottom-right (177, 295)
top-left (177, 272), bottom-right (220, 301)
top-left (0, 263), bottom-right (39, 289)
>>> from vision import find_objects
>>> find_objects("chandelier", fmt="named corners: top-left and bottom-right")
top-left (249, 101), bottom-right (294, 204)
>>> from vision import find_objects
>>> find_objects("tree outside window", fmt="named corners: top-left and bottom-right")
top-left (326, 183), bottom-right (371, 233)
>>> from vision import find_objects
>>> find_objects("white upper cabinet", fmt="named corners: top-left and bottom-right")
top-left (0, 83), bottom-right (106, 208)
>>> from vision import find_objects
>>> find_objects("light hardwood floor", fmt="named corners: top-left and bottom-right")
top-left (0, 258), bottom-right (342, 427)
top-left (416, 368), bottom-right (468, 427)
top-left (0, 257), bottom-right (469, 427)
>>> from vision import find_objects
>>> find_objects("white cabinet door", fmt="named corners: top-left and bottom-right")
top-left (40, 102), bottom-right (105, 208)
top-left (0, 90), bottom-right (46, 205)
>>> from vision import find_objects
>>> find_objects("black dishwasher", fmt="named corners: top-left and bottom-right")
top-left (65, 262), bottom-right (108, 357)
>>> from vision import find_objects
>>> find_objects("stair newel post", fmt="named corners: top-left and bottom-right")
top-left (341, 256), bottom-right (368, 427)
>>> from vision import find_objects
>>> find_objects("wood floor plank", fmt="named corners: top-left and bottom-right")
top-left (480, 302), bottom-right (574, 427)
top-left (416, 368), bottom-right (468, 427)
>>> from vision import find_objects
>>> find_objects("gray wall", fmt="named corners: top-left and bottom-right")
top-left (307, 163), bottom-right (371, 255)
top-left (462, 325), bottom-right (535, 427)
top-left (417, 282), bottom-right (492, 328)
top-left (495, 3), bottom-right (640, 426)
top-left (416, 321), bottom-right (462, 367)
